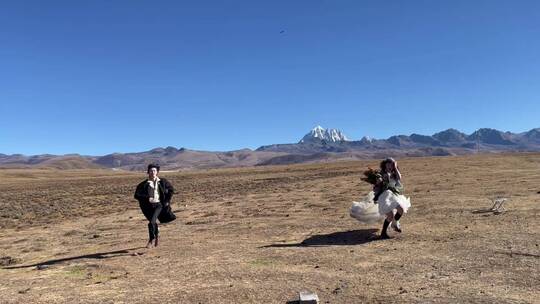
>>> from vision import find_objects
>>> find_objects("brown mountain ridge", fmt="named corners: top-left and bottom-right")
top-left (2, 127), bottom-right (540, 170)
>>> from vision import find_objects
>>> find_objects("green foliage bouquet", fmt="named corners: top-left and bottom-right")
top-left (361, 167), bottom-right (382, 185)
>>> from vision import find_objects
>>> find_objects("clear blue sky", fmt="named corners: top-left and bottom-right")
top-left (1, 1), bottom-right (539, 155)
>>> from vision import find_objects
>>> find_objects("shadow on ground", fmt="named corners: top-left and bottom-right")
top-left (495, 251), bottom-right (540, 258)
top-left (471, 208), bottom-right (495, 214)
top-left (261, 229), bottom-right (380, 248)
top-left (2, 247), bottom-right (145, 269)
top-left (472, 209), bottom-right (508, 217)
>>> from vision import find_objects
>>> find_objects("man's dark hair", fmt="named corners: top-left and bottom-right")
top-left (147, 163), bottom-right (160, 173)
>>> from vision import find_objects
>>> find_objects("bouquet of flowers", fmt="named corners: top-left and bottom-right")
top-left (361, 167), bottom-right (382, 185)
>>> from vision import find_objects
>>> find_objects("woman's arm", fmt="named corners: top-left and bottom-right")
top-left (393, 161), bottom-right (402, 181)
top-left (390, 161), bottom-right (403, 193)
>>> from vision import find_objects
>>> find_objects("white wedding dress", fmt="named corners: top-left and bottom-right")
top-left (350, 178), bottom-right (411, 224)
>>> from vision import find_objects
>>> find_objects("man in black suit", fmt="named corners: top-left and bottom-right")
top-left (134, 164), bottom-right (175, 248)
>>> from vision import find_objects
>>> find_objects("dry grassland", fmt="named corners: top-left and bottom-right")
top-left (0, 153), bottom-right (539, 303)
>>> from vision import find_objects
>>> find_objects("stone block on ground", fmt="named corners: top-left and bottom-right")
top-left (299, 291), bottom-right (319, 304)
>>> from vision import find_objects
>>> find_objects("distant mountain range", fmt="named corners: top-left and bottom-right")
top-left (256, 126), bottom-right (540, 153)
top-left (2, 126), bottom-right (540, 170)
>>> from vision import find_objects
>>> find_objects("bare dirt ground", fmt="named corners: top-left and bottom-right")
top-left (0, 153), bottom-right (539, 303)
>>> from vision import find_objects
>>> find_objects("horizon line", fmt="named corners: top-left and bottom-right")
top-left (2, 125), bottom-right (539, 157)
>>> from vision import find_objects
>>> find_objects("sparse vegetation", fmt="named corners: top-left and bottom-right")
top-left (0, 153), bottom-right (539, 303)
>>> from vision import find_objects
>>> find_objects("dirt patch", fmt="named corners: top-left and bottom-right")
top-left (1, 153), bottom-right (539, 303)
top-left (0, 256), bottom-right (21, 266)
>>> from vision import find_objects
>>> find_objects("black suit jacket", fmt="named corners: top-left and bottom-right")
top-left (134, 177), bottom-right (177, 223)
top-left (134, 177), bottom-right (175, 205)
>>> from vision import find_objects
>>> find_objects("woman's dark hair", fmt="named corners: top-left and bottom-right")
top-left (147, 163), bottom-right (160, 173)
top-left (379, 158), bottom-right (395, 173)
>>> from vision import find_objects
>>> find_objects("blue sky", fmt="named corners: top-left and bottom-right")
top-left (1, 1), bottom-right (539, 155)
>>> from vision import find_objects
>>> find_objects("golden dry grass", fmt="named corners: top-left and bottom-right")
top-left (0, 153), bottom-right (539, 303)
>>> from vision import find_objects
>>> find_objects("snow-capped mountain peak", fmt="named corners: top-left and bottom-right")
top-left (299, 126), bottom-right (350, 143)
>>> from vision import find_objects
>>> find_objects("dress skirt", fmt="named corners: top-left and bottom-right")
top-left (350, 191), bottom-right (411, 224)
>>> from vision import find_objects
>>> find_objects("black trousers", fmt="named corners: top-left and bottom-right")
top-left (139, 202), bottom-right (163, 241)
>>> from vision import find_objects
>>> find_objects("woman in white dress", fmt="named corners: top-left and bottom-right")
top-left (350, 158), bottom-right (411, 239)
